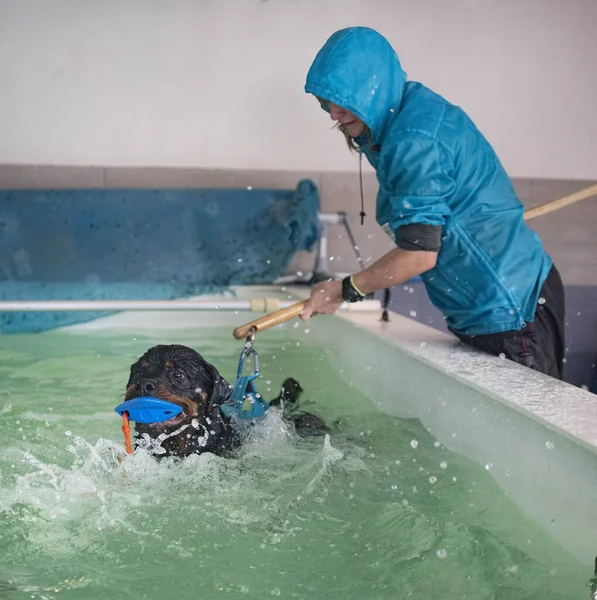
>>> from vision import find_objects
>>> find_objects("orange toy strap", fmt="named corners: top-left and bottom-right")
top-left (121, 412), bottom-right (133, 455)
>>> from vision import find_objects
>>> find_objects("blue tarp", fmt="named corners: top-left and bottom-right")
top-left (0, 179), bottom-right (320, 333)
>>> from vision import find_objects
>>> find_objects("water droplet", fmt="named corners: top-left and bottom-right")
top-left (538, 297), bottom-right (546, 305)
top-left (436, 548), bottom-right (448, 559)
top-left (409, 310), bottom-right (417, 318)
top-left (429, 476), bottom-right (437, 484)
top-left (237, 258), bottom-right (243, 263)
top-left (410, 440), bottom-right (419, 449)
top-left (499, 353), bottom-right (506, 359)
top-left (440, 461), bottom-right (448, 469)
top-left (545, 441), bottom-right (554, 450)
top-left (391, 484), bottom-right (398, 490)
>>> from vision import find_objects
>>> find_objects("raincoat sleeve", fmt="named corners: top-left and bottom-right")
top-left (380, 133), bottom-right (455, 235)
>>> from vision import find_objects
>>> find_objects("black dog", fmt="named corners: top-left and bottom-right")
top-left (123, 344), bottom-right (328, 458)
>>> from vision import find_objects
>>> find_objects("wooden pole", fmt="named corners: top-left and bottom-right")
top-left (524, 183), bottom-right (597, 222)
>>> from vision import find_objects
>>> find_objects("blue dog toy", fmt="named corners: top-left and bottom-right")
top-left (114, 397), bottom-right (183, 424)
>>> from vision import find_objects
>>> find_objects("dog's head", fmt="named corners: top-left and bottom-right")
top-left (124, 344), bottom-right (233, 457)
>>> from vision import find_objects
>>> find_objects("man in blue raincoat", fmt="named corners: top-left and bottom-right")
top-left (300, 27), bottom-right (565, 379)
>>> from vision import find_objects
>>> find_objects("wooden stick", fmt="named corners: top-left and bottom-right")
top-left (232, 298), bottom-right (382, 339)
top-left (233, 300), bottom-right (307, 339)
top-left (524, 183), bottom-right (597, 222)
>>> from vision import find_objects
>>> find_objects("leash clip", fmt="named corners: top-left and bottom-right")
top-left (244, 327), bottom-right (256, 352)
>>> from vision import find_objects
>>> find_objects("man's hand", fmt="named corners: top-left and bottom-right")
top-left (300, 280), bottom-right (343, 320)
top-left (299, 248), bottom-right (437, 322)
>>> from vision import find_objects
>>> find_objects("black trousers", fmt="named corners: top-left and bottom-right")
top-left (453, 265), bottom-right (566, 380)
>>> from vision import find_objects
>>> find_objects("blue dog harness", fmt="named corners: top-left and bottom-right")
top-left (220, 329), bottom-right (270, 423)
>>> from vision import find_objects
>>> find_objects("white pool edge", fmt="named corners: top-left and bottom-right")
top-left (285, 285), bottom-right (597, 451)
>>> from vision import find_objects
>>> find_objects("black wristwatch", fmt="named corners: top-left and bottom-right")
top-left (341, 275), bottom-right (365, 303)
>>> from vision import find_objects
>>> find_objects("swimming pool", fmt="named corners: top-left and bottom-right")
top-left (1, 285), bottom-right (595, 599)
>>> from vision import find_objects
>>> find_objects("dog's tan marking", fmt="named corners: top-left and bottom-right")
top-left (155, 386), bottom-right (204, 419)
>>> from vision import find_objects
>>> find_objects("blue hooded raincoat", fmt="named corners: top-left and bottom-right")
top-left (305, 27), bottom-right (552, 336)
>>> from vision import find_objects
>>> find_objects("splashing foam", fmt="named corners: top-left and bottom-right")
top-left (1, 418), bottom-right (346, 559)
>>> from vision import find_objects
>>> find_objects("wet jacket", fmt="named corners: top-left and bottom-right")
top-left (305, 27), bottom-right (552, 335)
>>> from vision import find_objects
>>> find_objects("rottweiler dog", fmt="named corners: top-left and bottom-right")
top-left (123, 344), bottom-right (328, 458)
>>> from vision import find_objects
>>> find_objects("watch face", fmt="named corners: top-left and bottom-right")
top-left (342, 277), bottom-right (361, 303)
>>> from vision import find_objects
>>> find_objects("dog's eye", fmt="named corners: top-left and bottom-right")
top-left (172, 371), bottom-right (187, 381)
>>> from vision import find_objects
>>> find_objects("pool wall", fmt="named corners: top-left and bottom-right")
top-left (0, 183), bottom-right (320, 333)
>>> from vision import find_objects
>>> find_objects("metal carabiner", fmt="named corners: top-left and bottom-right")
top-left (237, 327), bottom-right (260, 380)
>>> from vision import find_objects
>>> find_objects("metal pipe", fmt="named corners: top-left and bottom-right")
top-left (0, 298), bottom-right (381, 312)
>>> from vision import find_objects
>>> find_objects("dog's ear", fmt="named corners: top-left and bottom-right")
top-left (125, 361), bottom-right (138, 389)
top-left (205, 364), bottom-right (232, 409)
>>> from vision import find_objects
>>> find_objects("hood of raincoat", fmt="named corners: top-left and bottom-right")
top-left (304, 27), bottom-right (407, 145)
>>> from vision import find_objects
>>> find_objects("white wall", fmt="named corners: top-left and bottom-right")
top-left (0, 0), bottom-right (596, 179)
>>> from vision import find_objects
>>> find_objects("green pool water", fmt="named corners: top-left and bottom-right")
top-left (0, 322), bottom-right (590, 599)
